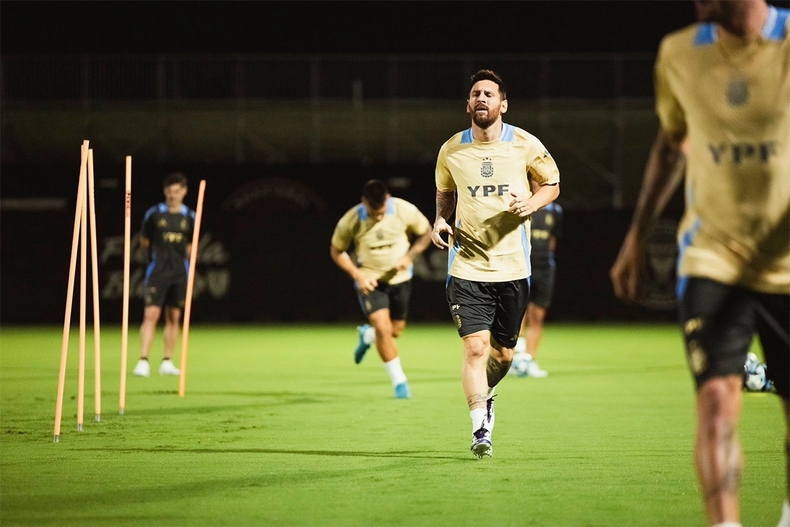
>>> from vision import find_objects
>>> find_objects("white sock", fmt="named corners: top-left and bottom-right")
top-left (470, 408), bottom-right (486, 432)
top-left (487, 386), bottom-right (496, 398)
top-left (363, 326), bottom-right (375, 345)
top-left (383, 357), bottom-right (407, 386)
top-left (778, 500), bottom-right (790, 527)
top-left (515, 336), bottom-right (527, 354)
top-left (710, 522), bottom-right (741, 527)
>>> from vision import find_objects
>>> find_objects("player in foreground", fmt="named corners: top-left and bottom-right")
top-left (432, 69), bottom-right (560, 458)
top-left (330, 179), bottom-right (432, 399)
top-left (610, 1), bottom-right (789, 526)
top-left (133, 172), bottom-right (195, 377)
top-left (513, 202), bottom-right (563, 378)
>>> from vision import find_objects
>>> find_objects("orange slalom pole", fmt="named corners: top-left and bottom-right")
top-left (179, 179), bottom-right (206, 397)
top-left (87, 149), bottom-right (102, 422)
top-left (77, 153), bottom-right (87, 432)
top-left (54, 140), bottom-right (89, 443)
top-left (119, 156), bottom-right (131, 415)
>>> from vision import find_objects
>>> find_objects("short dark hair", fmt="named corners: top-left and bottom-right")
top-left (163, 172), bottom-right (188, 188)
top-left (362, 179), bottom-right (389, 209)
top-left (469, 69), bottom-right (507, 100)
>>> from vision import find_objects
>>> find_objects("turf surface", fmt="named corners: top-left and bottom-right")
top-left (0, 323), bottom-right (785, 526)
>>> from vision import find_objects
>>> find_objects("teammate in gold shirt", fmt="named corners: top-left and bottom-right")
top-left (610, 1), bottom-right (789, 526)
top-left (331, 179), bottom-right (432, 399)
top-left (432, 69), bottom-right (560, 458)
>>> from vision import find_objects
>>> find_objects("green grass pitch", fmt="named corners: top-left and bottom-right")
top-left (0, 323), bottom-right (785, 526)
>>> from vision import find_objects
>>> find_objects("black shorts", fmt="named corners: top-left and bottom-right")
top-left (144, 277), bottom-right (187, 309)
top-left (529, 265), bottom-right (556, 309)
top-left (356, 280), bottom-right (412, 321)
top-left (679, 277), bottom-right (789, 399)
top-left (446, 276), bottom-right (530, 348)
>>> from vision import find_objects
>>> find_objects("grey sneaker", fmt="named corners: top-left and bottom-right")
top-left (470, 427), bottom-right (492, 459)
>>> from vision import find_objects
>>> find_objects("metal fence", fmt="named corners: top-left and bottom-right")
top-left (1, 53), bottom-right (656, 103)
top-left (1, 53), bottom-right (661, 210)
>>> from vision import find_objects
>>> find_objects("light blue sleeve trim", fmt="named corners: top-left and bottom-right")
top-left (693, 23), bottom-right (717, 46)
top-left (764, 6), bottom-right (789, 40)
top-left (143, 205), bottom-right (158, 222)
top-left (521, 222), bottom-right (531, 276)
top-left (676, 217), bottom-right (701, 299)
top-left (461, 128), bottom-right (474, 144)
top-left (145, 258), bottom-right (155, 281)
top-left (446, 218), bottom-right (462, 287)
top-left (499, 123), bottom-right (514, 142)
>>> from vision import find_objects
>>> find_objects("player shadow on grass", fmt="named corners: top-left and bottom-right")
top-left (120, 391), bottom-right (338, 416)
top-left (89, 446), bottom-right (474, 461)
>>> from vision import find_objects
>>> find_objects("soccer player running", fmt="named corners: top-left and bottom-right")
top-left (133, 172), bottom-right (195, 377)
top-left (609, 1), bottom-right (790, 526)
top-left (432, 69), bottom-right (560, 458)
top-left (513, 203), bottom-right (563, 378)
top-left (330, 179), bottom-right (432, 399)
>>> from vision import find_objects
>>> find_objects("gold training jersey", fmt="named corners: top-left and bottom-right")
top-left (436, 123), bottom-right (560, 282)
top-left (655, 6), bottom-right (790, 295)
top-left (331, 197), bottom-right (431, 285)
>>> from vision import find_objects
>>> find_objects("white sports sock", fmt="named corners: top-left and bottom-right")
top-left (778, 500), bottom-right (790, 527)
top-left (470, 408), bottom-right (486, 432)
top-left (710, 522), bottom-right (741, 527)
top-left (515, 337), bottom-right (527, 354)
top-left (383, 357), bottom-right (407, 386)
top-left (487, 386), bottom-right (496, 398)
top-left (363, 326), bottom-right (375, 345)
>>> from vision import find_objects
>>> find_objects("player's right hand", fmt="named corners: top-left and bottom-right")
top-left (431, 219), bottom-right (453, 250)
top-left (355, 275), bottom-right (378, 296)
top-left (610, 229), bottom-right (646, 303)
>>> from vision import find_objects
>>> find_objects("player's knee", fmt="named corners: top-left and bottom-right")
top-left (463, 335), bottom-right (489, 360)
top-left (528, 306), bottom-right (546, 325)
top-left (698, 376), bottom-right (741, 423)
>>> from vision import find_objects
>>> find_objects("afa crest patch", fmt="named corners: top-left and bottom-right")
top-left (727, 76), bottom-right (749, 107)
top-left (481, 157), bottom-right (494, 178)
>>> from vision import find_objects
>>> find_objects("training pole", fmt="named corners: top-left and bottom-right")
top-left (78, 152), bottom-right (88, 432)
top-left (179, 179), bottom-right (206, 398)
top-left (54, 140), bottom-right (89, 443)
top-left (119, 156), bottom-right (131, 415)
top-left (88, 149), bottom-right (102, 422)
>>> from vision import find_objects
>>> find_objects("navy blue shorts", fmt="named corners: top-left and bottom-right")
top-left (144, 277), bottom-right (186, 309)
top-left (529, 265), bottom-right (556, 309)
top-left (679, 277), bottom-right (789, 399)
top-left (356, 280), bottom-right (412, 321)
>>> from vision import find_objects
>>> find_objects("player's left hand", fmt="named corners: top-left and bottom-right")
top-left (508, 192), bottom-right (535, 217)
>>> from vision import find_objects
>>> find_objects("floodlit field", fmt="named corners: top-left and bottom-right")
top-left (0, 323), bottom-right (784, 526)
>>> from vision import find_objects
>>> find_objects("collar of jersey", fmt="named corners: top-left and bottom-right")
top-left (694, 5), bottom-right (788, 46)
top-left (461, 123), bottom-right (514, 144)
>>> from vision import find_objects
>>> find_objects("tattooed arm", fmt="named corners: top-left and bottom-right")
top-left (431, 189), bottom-right (456, 249)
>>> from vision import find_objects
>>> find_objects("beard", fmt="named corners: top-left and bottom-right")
top-left (470, 106), bottom-right (500, 129)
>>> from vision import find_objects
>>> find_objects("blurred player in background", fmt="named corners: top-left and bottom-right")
top-left (330, 179), bottom-right (432, 399)
top-left (610, 1), bottom-right (789, 526)
top-left (432, 69), bottom-right (560, 458)
top-left (133, 172), bottom-right (195, 377)
top-left (513, 202), bottom-right (563, 378)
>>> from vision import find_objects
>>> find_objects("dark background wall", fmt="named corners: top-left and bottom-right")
top-left (0, 160), bottom-right (683, 325)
